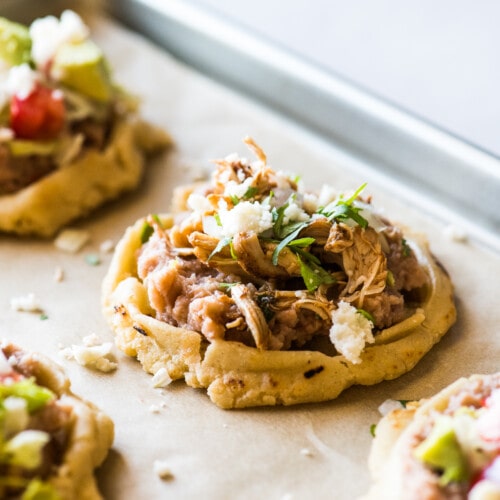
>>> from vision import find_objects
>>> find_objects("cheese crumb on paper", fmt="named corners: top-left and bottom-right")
top-left (153, 460), bottom-right (174, 480)
top-left (10, 293), bottom-right (43, 313)
top-left (60, 334), bottom-right (117, 372)
top-left (54, 228), bottom-right (90, 253)
top-left (152, 367), bottom-right (172, 388)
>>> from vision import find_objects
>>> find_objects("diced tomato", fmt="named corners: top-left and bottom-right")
top-left (10, 84), bottom-right (65, 140)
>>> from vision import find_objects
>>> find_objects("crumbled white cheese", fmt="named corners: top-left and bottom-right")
top-left (4, 64), bottom-right (38, 99)
top-left (53, 266), bottom-right (64, 282)
top-left (0, 127), bottom-right (14, 142)
top-left (187, 193), bottom-right (213, 213)
top-left (378, 399), bottom-right (405, 416)
top-left (153, 460), bottom-right (174, 480)
top-left (317, 185), bottom-right (338, 207)
top-left (149, 404), bottom-right (161, 414)
top-left (3, 397), bottom-right (29, 435)
top-left (444, 224), bottom-right (468, 243)
top-left (282, 200), bottom-right (309, 225)
top-left (54, 228), bottom-right (90, 253)
top-left (302, 193), bottom-right (319, 213)
top-left (10, 293), bottom-right (43, 313)
top-left (61, 337), bottom-right (117, 373)
top-left (152, 367), bottom-right (172, 388)
top-left (469, 479), bottom-right (500, 500)
top-left (329, 301), bottom-right (374, 364)
top-left (274, 170), bottom-right (294, 189)
top-left (224, 176), bottom-right (254, 199)
top-left (99, 239), bottom-right (115, 254)
top-left (216, 200), bottom-right (273, 238)
top-left (30, 10), bottom-right (89, 67)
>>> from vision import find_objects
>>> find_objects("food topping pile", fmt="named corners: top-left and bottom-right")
top-left (0, 347), bottom-right (71, 499)
top-left (0, 10), bottom-right (135, 195)
top-left (138, 138), bottom-right (429, 363)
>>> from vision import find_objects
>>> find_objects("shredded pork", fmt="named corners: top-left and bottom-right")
top-left (138, 138), bottom-right (429, 352)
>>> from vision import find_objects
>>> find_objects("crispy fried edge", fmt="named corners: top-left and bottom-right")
top-left (0, 119), bottom-right (171, 238)
top-left (1, 341), bottom-right (114, 500)
top-left (102, 214), bottom-right (456, 409)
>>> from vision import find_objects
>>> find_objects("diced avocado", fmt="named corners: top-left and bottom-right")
top-left (22, 478), bottom-right (61, 500)
top-left (414, 417), bottom-right (469, 485)
top-left (1, 430), bottom-right (50, 469)
top-left (52, 40), bottom-right (112, 102)
top-left (0, 17), bottom-right (32, 66)
top-left (8, 139), bottom-right (57, 157)
top-left (0, 378), bottom-right (54, 413)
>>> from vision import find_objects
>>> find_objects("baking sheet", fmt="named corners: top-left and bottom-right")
top-left (1, 12), bottom-right (499, 500)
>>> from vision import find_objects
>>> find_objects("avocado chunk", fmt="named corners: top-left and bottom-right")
top-left (53, 40), bottom-right (112, 102)
top-left (414, 417), bottom-right (469, 485)
top-left (0, 17), bottom-right (32, 66)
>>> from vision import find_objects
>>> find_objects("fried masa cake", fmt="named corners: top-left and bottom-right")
top-left (362, 372), bottom-right (500, 500)
top-left (102, 137), bottom-right (456, 409)
top-left (0, 10), bottom-right (171, 237)
top-left (0, 341), bottom-right (113, 499)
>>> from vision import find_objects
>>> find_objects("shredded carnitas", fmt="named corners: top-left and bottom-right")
top-left (137, 138), bottom-right (429, 362)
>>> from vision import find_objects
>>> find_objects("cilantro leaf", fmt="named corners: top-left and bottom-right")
top-left (357, 308), bottom-right (375, 324)
top-left (296, 254), bottom-right (335, 292)
top-left (140, 221), bottom-right (154, 244)
top-left (208, 237), bottom-right (232, 260)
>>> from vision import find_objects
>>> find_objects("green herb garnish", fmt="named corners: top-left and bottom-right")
top-left (39, 313), bottom-right (48, 321)
top-left (85, 254), bottom-right (101, 266)
top-left (0, 378), bottom-right (54, 413)
top-left (214, 213), bottom-right (222, 226)
top-left (386, 270), bottom-right (395, 287)
top-left (140, 221), bottom-right (154, 244)
top-left (357, 308), bottom-right (375, 324)
top-left (401, 238), bottom-right (411, 257)
top-left (296, 253), bottom-right (335, 292)
top-left (370, 424), bottom-right (377, 437)
top-left (318, 183), bottom-right (369, 228)
top-left (208, 237), bottom-right (232, 260)
top-left (243, 186), bottom-right (259, 199)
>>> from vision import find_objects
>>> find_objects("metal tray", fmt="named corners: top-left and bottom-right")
top-left (104, 0), bottom-right (500, 252)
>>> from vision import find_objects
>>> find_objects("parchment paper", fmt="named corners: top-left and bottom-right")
top-left (1, 14), bottom-right (499, 500)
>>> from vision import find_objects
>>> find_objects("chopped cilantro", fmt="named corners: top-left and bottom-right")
top-left (229, 240), bottom-right (238, 260)
top-left (243, 186), bottom-right (259, 199)
top-left (219, 283), bottom-right (239, 292)
top-left (357, 308), bottom-right (375, 324)
top-left (214, 213), bottom-right (222, 226)
top-left (370, 424), bottom-right (377, 437)
top-left (39, 313), bottom-right (48, 321)
top-left (386, 270), bottom-right (395, 287)
top-left (140, 214), bottom-right (162, 244)
top-left (230, 195), bottom-right (240, 206)
top-left (401, 238), bottom-right (411, 257)
top-left (85, 254), bottom-right (101, 266)
top-left (140, 221), bottom-right (154, 244)
top-left (208, 237), bottom-right (232, 260)
top-left (398, 399), bottom-right (410, 408)
top-left (287, 237), bottom-right (315, 248)
top-left (296, 253), bottom-right (335, 292)
top-left (318, 183), bottom-right (369, 228)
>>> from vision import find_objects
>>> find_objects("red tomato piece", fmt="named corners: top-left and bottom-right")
top-left (10, 85), bottom-right (65, 140)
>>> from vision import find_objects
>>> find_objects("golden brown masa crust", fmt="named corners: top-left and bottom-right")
top-left (102, 213), bottom-right (456, 409)
top-left (0, 119), bottom-right (171, 237)
top-left (1, 341), bottom-right (114, 500)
